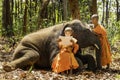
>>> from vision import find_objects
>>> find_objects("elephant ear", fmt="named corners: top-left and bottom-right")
top-left (60, 23), bottom-right (70, 36)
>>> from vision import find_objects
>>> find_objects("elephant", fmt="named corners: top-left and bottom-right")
top-left (61, 20), bottom-right (101, 69)
top-left (3, 20), bottom-right (101, 72)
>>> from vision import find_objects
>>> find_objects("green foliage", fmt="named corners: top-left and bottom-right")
top-left (0, 0), bottom-right (119, 47)
top-left (115, 74), bottom-right (120, 79)
top-left (107, 21), bottom-right (120, 45)
top-left (28, 65), bottom-right (33, 73)
top-left (79, 0), bottom-right (91, 22)
top-left (3, 44), bottom-right (10, 53)
top-left (0, 0), bottom-right (95, 36)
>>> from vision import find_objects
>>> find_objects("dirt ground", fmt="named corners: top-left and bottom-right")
top-left (0, 37), bottom-right (120, 80)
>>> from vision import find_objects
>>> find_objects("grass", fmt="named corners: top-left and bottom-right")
top-left (115, 74), bottom-right (120, 79)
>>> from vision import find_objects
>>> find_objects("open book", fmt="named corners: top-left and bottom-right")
top-left (59, 36), bottom-right (77, 46)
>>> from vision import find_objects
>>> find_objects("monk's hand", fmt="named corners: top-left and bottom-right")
top-left (57, 38), bottom-right (61, 42)
top-left (97, 34), bottom-right (102, 37)
top-left (73, 51), bottom-right (76, 54)
top-left (70, 39), bottom-right (75, 44)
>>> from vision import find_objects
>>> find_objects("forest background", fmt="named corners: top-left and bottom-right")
top-left (0, 0), bottom-right (120, 46)
top-left (0, 0), bottom-right (120, 79)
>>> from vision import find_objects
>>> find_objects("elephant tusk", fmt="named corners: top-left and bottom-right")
top-left (94, 44), bottom-right (99, 49)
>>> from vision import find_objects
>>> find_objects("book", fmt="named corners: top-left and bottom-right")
top-left (59, 36), bottom-right (77, 46)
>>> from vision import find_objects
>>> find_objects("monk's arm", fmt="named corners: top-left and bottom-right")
top-left (92, 25), bottom-right (107, 37)
top-left (73, 43), bottom-right (79, 54)
top-left (92, 30), bottom-right (102, 37)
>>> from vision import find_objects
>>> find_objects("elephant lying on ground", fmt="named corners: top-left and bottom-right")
top-left (3, 20), bottom-right (101, 72)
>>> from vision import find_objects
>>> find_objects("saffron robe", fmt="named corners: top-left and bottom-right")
top-left (93, 24), bottom-right (112, 66)
top-left (52, 38), bottom-right (79, 73)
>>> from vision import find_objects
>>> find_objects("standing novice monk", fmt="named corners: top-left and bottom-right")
top-left (91, 14), bottom-right (112, 69)
top-left (52, 27), bottom-right (79, 74)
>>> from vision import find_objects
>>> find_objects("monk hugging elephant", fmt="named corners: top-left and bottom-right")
top-left (3, 20), bottom-right (101, 72)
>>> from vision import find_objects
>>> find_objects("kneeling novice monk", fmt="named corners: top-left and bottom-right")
top-left (52, 27), bottom-right (79, 73)
top-left (91, 14), bottom-right (112, 69)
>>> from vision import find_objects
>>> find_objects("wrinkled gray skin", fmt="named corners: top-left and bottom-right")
top-left (4, 20), bottom-right (101, 72)
top-left (61, 20), bottom-right (101, 70)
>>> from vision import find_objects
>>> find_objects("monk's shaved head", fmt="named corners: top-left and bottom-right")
top-left (91, 14), bottom-right (99, 20)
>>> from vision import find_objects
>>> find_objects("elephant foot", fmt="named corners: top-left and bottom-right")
top-left (3, 63), bottom-right (15, 72)
top-left (86, 68), bottom-right (95, 72)
top-left (96, 66), bottom-right (102, 70)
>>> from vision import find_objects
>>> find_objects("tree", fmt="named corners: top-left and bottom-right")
top-left (105, 0), bottom-right (109, 26)
top-left (2, 0), bottom-right (14, 37)
top-left (37, 0), bottom-right (50, 29)
top-left (23, 0), bottom-right (28, 35)
top-left (101, 0), bottom-right (105, 25)
top-left (62, 0), bottom-right (68, 20)
top-left (116, 0), bottom-right (120, 21)
top-left (90, 0), bottom-right (98, 15)
top-left (68, 0), bottom-right (80, 20)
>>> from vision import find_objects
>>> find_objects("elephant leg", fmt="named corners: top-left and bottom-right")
top-left (96, 49), bottom-right (102, 70)
top-left (72, 57), bottom-right (84, 73)
top-left (3, 50), bottom-right (39, 72)
top-left (85, 55), bottom-right (96, 71)
top-left (79, 54), bottom-right (96, 72)
top-left (76, 57), bottom-right (84, 70)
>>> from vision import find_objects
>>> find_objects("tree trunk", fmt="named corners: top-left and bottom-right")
top-left (15, 0), bottom-right (17, 18)
top-left (11, 0), bottom-right (14, 31)
top-left (23, 0), bottom-right (28, 35)
top-left (20, 0), bottom-right (23, 13)
top-left (90, 0), bottom-right (97, 15)
top-left (52, 1), bottom-right (56, 25)
top-left (105, 0), bottom-right (109, 26)
top-left (29, 0), bottom-right (32, 32)
top-left (68, 0), bottom-right (80, 20)
top-left (62, 0), bottom-right (68, 20)
top-left (18, 0), bottom-right (20, 15)
top-left (2, 0), bottom-right (14, 37)
top-left (11, 0), bottom-right (14, 12)
top-left (101, 0), bottom-right (105, 25)
top-left (29, 0), bottom-right (32, 19)
top-left (116, 0), bottom-right (120, 21)
top-left (37, 0), bottom-right (50, 29)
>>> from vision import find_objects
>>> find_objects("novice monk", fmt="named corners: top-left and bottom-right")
top-left (52, 27), bottom-right (79, 74)
top-left (91, 14), bottom-right (112, 69)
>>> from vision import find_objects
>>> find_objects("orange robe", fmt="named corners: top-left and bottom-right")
top-left (93, 24), bottom-right (112, 66)
top-left (52, 42), bottom-right (79, 73)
